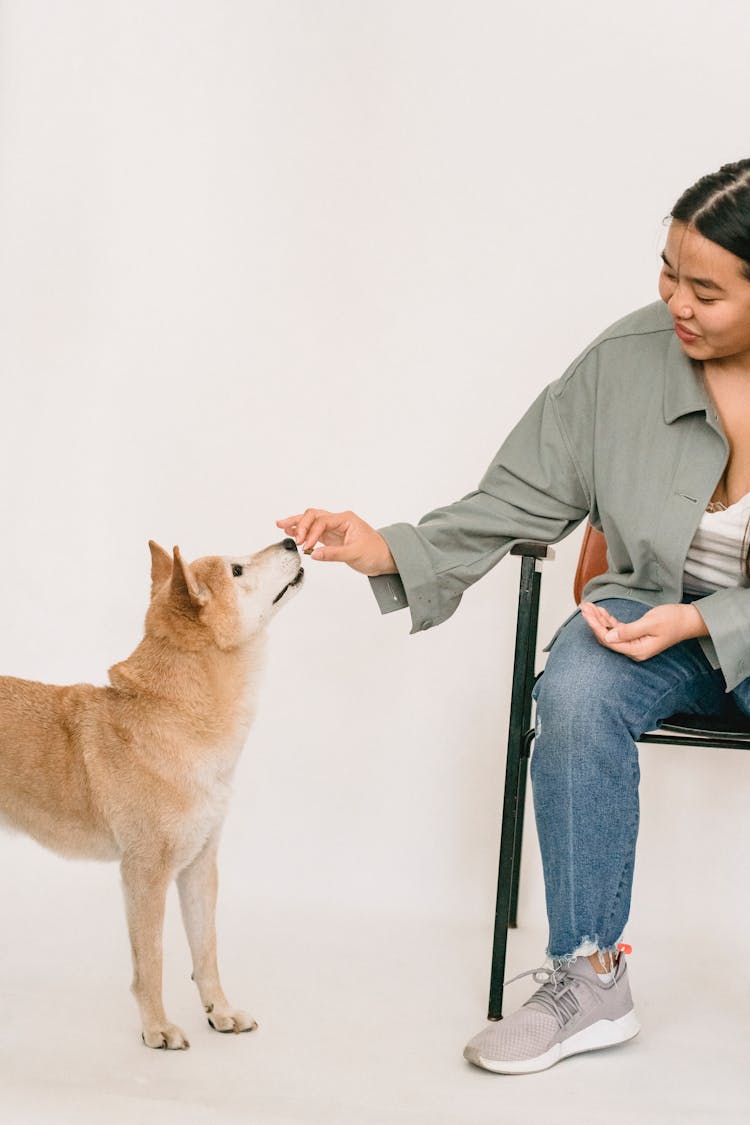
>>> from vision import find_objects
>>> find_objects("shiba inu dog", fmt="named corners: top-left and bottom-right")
top-left (0, 537), bottom-right (304, 1049)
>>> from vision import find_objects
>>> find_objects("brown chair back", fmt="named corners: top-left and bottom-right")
top-left (573, 523), bottom-right (608, 604)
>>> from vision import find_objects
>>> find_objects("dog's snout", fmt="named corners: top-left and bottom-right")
top-left (281, 538), bottom-right (298, 551)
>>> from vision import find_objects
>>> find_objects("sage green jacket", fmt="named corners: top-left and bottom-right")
top-left (368, 300), bottom-right (750, 692)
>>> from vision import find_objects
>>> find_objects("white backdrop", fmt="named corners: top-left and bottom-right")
top-left (1, 0), bottom-right (749, 962)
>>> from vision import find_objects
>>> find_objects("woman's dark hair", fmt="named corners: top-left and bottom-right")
top-left (671, 159), bottom-right (750, 280)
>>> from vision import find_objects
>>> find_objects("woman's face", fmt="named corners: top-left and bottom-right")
top-left (658, 220), bottom-right (750, 367)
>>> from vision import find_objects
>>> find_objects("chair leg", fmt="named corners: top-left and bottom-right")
top-left (487, 729), bottom-right (523, 1020)
top-left (508, 729), bottom-right (535, 927)
top-left (487, 556), bottom-right (543, 1021)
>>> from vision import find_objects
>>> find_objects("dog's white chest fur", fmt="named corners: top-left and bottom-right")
top-left (187, 746), bottom-right (240, 837)
top-left (172, 690), bottom-right (258, 870)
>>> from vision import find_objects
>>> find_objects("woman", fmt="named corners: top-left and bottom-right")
top-left (277, 159), bottom-right (750, 1074)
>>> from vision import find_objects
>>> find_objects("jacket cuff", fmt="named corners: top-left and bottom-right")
top-left (368, 573), bottom-right (408, 615)
top-left (692, 586), bottom-right (750, 691)
top-left (367, 522), bottom-right (461, 634)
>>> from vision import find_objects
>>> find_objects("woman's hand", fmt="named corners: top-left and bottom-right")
top-left (276, 509), bottom-right (397, 576)
top-left (579, 601), bottom-right (708, 661)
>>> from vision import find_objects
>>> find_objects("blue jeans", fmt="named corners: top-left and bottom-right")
top-left (530, 598), bottom-right (750, 961)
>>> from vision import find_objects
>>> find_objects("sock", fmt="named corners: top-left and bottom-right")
top-left (589, 953), bottom-right (619, 985)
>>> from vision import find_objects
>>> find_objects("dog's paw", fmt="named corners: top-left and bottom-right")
top-left (141, 1022), bottom-right (191, 1050)
top-left (206, 1006), bottom-right (258, 1035)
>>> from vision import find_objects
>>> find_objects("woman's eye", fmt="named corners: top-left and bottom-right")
top-left (696, 296), bottom-right (717, 304)
top-left (232, 564), bottom-right (243, 577)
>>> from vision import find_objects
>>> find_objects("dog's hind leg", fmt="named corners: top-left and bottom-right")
top-left (177, 832), bottom-right (258, 1035)
top-left (120, 852), bottom-right (190, 1050)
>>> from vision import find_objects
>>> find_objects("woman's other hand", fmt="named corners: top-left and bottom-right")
top-left (276, 509), bottom-right (397, 576)
top-left (579, 601), bottom-right (708, 661)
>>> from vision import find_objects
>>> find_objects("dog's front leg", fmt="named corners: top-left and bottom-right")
top-left (177, 833), bottom-right (258, 1035)
top-left (120, 852), bottom-right (190, 1049)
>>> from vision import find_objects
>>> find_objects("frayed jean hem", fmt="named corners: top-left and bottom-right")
top-left (547, 936), bottom-right (623, 966)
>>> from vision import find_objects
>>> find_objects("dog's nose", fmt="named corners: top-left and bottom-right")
top-left (281, 538), bottom-right (298, 551)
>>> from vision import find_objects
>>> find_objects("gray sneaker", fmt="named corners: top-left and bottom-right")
top-left (463, 954), bottom-right (640, 1074)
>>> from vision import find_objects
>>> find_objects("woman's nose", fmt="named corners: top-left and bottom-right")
top-left (667, 287), bottom-right (693, 321)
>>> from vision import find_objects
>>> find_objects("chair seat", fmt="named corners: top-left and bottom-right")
top-left (661, 711), bottom-right (750, 736)
top-left (642, 710), bottom-right (750, 746)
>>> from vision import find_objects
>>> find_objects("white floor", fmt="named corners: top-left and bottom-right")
top-left (2, 852), bottom-right (748, 1125)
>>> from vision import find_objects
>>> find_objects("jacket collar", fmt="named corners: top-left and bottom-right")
top-left (663, 331), bottom-right (713, 423)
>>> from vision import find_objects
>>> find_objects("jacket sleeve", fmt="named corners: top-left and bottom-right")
top-left (368, 382), bottom-right (592, 634)
top-left (691, 588), bottom-right (750, 692)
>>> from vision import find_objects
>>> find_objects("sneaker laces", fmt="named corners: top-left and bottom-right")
top-left (503, 963), bottom-right (605, 1031)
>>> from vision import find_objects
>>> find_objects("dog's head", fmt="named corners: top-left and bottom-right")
top-left (146, 538), bottom-right (304, 650)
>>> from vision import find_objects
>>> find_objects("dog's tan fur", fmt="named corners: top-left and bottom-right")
top-left (0, 538), bottom-right (303, 1049)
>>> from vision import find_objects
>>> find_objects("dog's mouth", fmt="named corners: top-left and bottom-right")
top-left (272, 567), bottom-right (304, 605)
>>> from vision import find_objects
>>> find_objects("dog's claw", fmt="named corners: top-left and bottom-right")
top-left (208, 1014), bottom-right (258, 1034)
top-left (141, 1023), bottom-right (191, 1049)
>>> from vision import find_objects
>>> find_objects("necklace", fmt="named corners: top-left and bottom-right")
top-left (708, 465), bottom-right (731, 513)
top-left (707, 474), bottom-right (728, 512)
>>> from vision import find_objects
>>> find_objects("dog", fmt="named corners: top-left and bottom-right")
top-left (0, 537), bottom-right (304, 1049)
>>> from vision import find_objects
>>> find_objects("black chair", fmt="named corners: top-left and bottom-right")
top-left (488, 525), bottom-right (750, 1021)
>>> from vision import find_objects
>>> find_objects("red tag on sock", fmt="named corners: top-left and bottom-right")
top-left (616, 943), bottom-right (632, 955)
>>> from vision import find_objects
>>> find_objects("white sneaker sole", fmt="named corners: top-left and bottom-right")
top-left (468, 1009), bottom-right (641, 1075)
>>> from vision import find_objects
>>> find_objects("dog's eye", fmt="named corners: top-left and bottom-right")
top-left (231, 564), bottom-right (243, 578)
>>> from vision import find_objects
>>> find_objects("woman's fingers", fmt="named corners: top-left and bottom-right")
top-left (275, 508), bottom-right (361, 563)
top-left (300, 513), bottom-right (345, 551)
top-left (580, 601), bottom-right (624, 645)
top-left (580, 602), bottom-right (605, 636)
top-left (580, 602), bottom-right (656, 660)
top-left (601, 634), bottom-right (652, 660)
top-left (581, 602), bottom-right (619, 628)
top-left (276, 508), bottom-right (396, 575)
top-left (276, 509), bottom-right (337, 547)
top-left (601, 609), bottom-right (620, 628)
top-left (309, 543), bottom-right (352, 563)
top-left (276, 514), bottom-right (304, 538)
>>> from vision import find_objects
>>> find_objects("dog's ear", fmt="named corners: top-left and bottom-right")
top-left (171, 545), bottom-right (209, 609)
top-left (148, 540), bottom-right (173, 595)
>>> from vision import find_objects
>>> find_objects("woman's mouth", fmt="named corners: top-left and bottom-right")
top-left (674, 321), bottom-right (700, 344)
